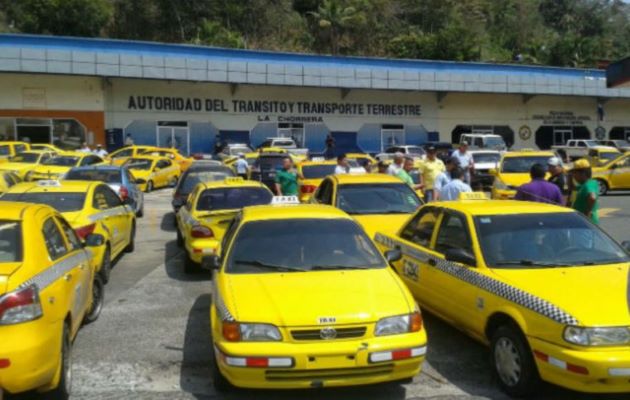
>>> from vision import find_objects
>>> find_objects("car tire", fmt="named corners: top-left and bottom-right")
top-left (490, 323), bottom-right (540, 397)
top-left (125, 222), bottom-right (136, 253)
top-left (176, 228), bottom-right (184, 247)
top-left (184, 252), bottom-right (197, 274)
top-left (596, 179), bottom-right (608, 196)
top-left (84, 275), bottom-right (104, 324)
top-left (211, 349), bottom-right (232, 392)
top-left (146, 180), bottom-right (153, 193)
top-left (46, 323), bottom-right (72, 400)
top-left (100, 245), bottom-right (111, 284)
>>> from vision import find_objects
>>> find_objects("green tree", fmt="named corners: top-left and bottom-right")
top-left (307, 0), bottom-right (363, 54)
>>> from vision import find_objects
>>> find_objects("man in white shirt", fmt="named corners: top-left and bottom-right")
top-left (235, 154), bottom-right (249, 179)
top-left (334, 154), bottom-right (350, 175)
top-left (439, 167), bottom-right (472, 201)
top-left (79, 142), bottom-right (91, 153)
top-left (451, 142), bottom-right (474, 184)
top-left (94, 144), bottom-right (108, 158)
top-left (386, 152), bottom-right (404, 176)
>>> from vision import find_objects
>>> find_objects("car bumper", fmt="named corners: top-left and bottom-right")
top-left (185, 238), bottom-right (220, 265)
top-left (491, 188), bottom-right (516, 199)
top-left (214, 332), bottom-right (427, 389)
top-left (531, 336), bottom-right (630, 393)
top-left (0, 320), bottom-right (61, 394)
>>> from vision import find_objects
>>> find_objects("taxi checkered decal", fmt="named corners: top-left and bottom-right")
top-left (375, 233), bottom-right (579, 325)
top-left (21, 251), bottom-right (89, 291)
top-left (213, 283), bottom-right (235, 322)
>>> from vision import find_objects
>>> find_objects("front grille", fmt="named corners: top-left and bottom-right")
top-left (265, 364), bottom-right (394, 381)
top-left (291, 326), bottom-right (367, 341)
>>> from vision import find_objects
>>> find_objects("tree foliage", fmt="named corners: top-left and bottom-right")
top-left (1, 0), bottom-right (628, 68)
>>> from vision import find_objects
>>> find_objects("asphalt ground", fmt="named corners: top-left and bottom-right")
top-left (7, 190), bottom-right (630, 400)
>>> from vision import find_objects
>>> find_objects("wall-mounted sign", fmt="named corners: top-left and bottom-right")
top-left (518, 125), bottom-right (532, 141)
top-left (595, 126), bottom-right (606, 140)
top-left (531, 111), bottom-right (591, 125)
top-left (127, 96), bottom-right (421, 117)
top-left (22, 87), bottom-right (47, 109)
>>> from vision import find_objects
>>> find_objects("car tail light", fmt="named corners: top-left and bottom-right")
top-left (191, 225), bottom-right (214, 238)
top-left (75, 223), bottom-right (96, 240)
top-left (0, 285), bottom-right (43, 325)
top-left (118, 186), bottom-right (129, 201)
top-left (300, 185), bottom-right (316, 194)
top-left (410, 312), bottom-right (422, 332)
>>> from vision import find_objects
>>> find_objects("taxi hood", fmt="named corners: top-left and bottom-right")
top-left (31, 165), bottom-right (70, 176)
top-left (353, 214), bottom-right (412, 239)
top-left (497, 172), bottom-right (531, 187)
top-left (219, 268), bottom-right (412, 327)
top-left (490, 264), bottom-right (630, 326)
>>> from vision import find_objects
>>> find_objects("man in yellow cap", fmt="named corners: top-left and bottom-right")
top-left (570, 158), bottom-right (599, 224)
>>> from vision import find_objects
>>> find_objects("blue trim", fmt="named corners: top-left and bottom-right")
top-left (0, 33), bottom-right (604, 79)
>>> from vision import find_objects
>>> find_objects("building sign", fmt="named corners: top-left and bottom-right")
top-left (22, 87), bottom-right (47, 109)
top-left (127, 96), bottom-right (421, 117)
top-left (531, 111), bottom-right (591, 125)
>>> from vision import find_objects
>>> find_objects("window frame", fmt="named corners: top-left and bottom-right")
top-left (433, 210), bottom-right (474, 256)
top-left (43, 217), bottom-right (69, 261)
top-left (400, 206), bottom-right (441, 248)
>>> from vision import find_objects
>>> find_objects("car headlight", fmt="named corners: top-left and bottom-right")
top-left (564, 326), bottom-right (630, 346)
top-left (223, 322), bottom-right (282, 342)
top-left (375, 312), bottom-right (422, 336)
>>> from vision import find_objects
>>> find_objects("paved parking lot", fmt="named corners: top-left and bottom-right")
top-left (12, 190), bottom-right (629, 400)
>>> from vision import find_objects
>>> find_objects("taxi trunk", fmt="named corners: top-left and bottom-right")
top-left (353, 214), bottom-right (412, 239)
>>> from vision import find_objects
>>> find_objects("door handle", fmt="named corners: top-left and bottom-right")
top-left (64, 273), bottom-right (72, 281)
top-left (428, 259), bottom-right (437, 266)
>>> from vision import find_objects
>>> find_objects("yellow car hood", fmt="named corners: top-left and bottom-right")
top-left (220, 268), bottom-right (411, 327)
top-left (353, 214), bottom-right (412, 239)
top-left (496, 173), bottom-right (531, 187)
top-left (0, 163), bottom-right (34, 172)
top-left (491, 264), bottom-right (630, 326)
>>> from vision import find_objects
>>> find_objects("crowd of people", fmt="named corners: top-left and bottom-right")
top-left (78, 141), bottom-right (109, 158)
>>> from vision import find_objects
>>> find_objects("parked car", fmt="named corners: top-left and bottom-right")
top-left (552, 139), bottom-right (615, 161)
top-left (171, 161), bottom-right (235, 211)
top-left (251, 151), bottom-right (288, 192)
top-left (598, 139), bottom-right (630, 152)
top-left (469, 150), bottom-right (501, 190)
top-left (64, 165), bottom-right (144, 217)
top-left (258, 137), bottom-right (309, 159)
top-left (588, 147), bottom-right (622, 166)
top-left (218, 143), bottom-right (253, 160)
top-left (459, 134), bottom-right (507, 151)
top-left (384, 145), bottom-right (426, 159)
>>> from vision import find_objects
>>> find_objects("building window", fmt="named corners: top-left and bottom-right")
top-left (381, 124), bottom-right (405, 151)
top-left (278, 123), bottom-right (304, 147)
top-left (53, 119), bottom-right (87, 150)
top-left (534, 126), bottom-right (590, 150)
top-left (0, 118), bottom-right (16, 141)
top-left (451, 125), bottom-right (515, 148)
top-left (609, 127), bottom-right (630, 141)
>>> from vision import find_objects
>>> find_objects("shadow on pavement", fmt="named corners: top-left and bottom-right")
top-left (164, 241), bottom-right (212, 283)
top-left (161, 211), bottom-right (178, 232)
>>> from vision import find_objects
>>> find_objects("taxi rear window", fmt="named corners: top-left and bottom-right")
top-left (336, 183), bottom-right (421, 215)
top-left (0, 146), bottom-right (9, 156)
top-left (501, 156), bottom-right (551, 173)
top-left (180, 171), bottom-right (232, 193)
top-left (255, 156), bottom-right (285, 170)
top-left (125, 158), bottom-right (152, 170)
top-left (44, 156), bottom-right (80, 166)
top-left (1, 193), bottom-right (86, 213)
top-left (196, 187), bottom-right (272, 211)
top-left (9, 153), bottom-right (39, 163)
top-left (65, 169), bottom-right (121, 184)
top-left (302, 164), bottom-right (336, 179)
top-left (0, 221), bottom-right (22, 262)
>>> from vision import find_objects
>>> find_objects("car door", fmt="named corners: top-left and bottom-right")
top-left (155, 160), bottom-right (168, 187)
top-left (101, 184), bottom-right (131, 254)
top-left (609, 155), bottom-right (630, 189)
top-left (92, 185), bottom-right (121, 252)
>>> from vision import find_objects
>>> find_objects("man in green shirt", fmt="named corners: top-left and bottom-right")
top-left (274, 157), bottom-right (298, 196)
top-left (570, 158), bottom-right (599, 224)
top-left (397, 157), bottom-right (424, 191)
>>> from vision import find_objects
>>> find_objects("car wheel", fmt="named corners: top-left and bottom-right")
top-left (211, 348), bottom-right (232, 392)
top-left (100, 245), bottom-right (111, 284)
top-left (46, 323), bottom-right (72, 400)
top-left (176, 228), bottom-right (184, 247)
top-left (146, 180), bottom-right (153, 193)
top-left (83, 275), bottom-right (104, 324)
top-left (125, 222), bottom-right (136, 253)
top-left (490, 324), bottom-right (539, 397)
top-left (184, 252), bottom-right (197, 274)
top-left (596, 179), bottom-right (608, 196)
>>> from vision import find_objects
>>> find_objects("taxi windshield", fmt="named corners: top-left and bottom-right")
top-left (181, 171), bottom-right (232, 193)
top-left (475, 213), bottom-right (630, 268)
top-left (472, 153), bottom-right (500, 164)
top-left (336, 183), bottom-right (421, 215)
top-left (0, 221), bottom-right (22, 262)
top-left (227, 219), bottom-right (385, 273)
top-left (501, 156), bottom-right (551, 173)
top-left (196, 187), bottom-right (272, 212)
top-left (9, 153), bottom-right (39, 163)
top-left (0, 146), bottom-right (10, 156)
top-left (301, 164), bottom-right (336, 179)
top-left (44, 156), bottom-right (79, 167)
top-left (65, 169), bottom-right (121, 184)
top-left (1, 193), bottom-right (86, 213)
top-left (125, 158), bottom-right (153, 170)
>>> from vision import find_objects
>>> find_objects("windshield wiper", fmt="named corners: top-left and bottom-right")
top-left (234, 260), bottom-right (305, 272)
top-left (496, 260), bottom-right (572, 267)
top-left (311, 265), bottom-right (368, 270)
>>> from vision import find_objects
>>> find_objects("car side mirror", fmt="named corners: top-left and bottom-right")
top-left (84, 233), bottom-right (105, 247)
top-left (384, 248), bottom-right (402, 266)
top-left (201, 255), bottom-right (221, 270)
top-left (445, 248), bottom-right (476, 267)
top-left (488, 168), bottom-right (497, 176)
top-left (622, 241), bottom-right (630, 253)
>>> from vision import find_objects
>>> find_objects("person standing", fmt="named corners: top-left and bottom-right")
top-left (570, 159), bottom-right (599, 224)
top-left (94, 144), bottom-right (108, 158)
top-left (439, 168), bottom-right (472, 201)
top-left (324, 134), bottom-right (335, 160)
top-left (235, 154), bottom-right (249, 179)
top-left (124, 133), bottom-right (134, 146)
top-left (420, 146), bottom-right (445, 202)
top-left (377, 161), bottom-right (388, 174)
top-left (79, 142), bottom-right (91, 153)
top-left (433, 157), bottom-right (456, 200)
top-left (397, 157), bottom-right (424, 191)
top-left (274, 157), bottom-right (298, 196)
top-left (547, 157), bottom-right (569, 204)
top-left (387, 152), bottom-right (404, 176)
top-left (451, 141), bottom-right (474, 184)
top-left (334, 154), bottom-right (350, 175)
top-left (514, 163), bottom-right (563, 205)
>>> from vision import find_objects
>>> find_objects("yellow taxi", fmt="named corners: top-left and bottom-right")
top-left (296, 159), bottom-right (336, 202)
top-left (310, 174), bottom-right (422, 238)
top-left (490, 150), bottom-right (556, 199)
top-left (375, 193), bottom-right (630, 396)
top-left (205, 201), bottom-right (427, 390)
top-left (0, 141), bottom-right (30, 163)
top-left (0, 202), bottom-right (104, 398)
top-left (29, 143), bottom-right (61, 153)
top-left (25, 151), bottom-right (104, 181)
top-left (175, 177), bottom-right (272, 273)
top-left (588, 147), bottom-right (621, 167)
top-left (593, 152), bottom-right (630, 195)
top-left (139, 147), bottom-right (194, 172)
top-left (346, 153), bottom-right (377, 171)
top-left (124, 155), bottom-right (181, 192)
top-left (0, 150), bottom-right (56, 179)
top-left (1, 180), bottom-right (136, 284)
top-left (108, 145), bottom-right (159, 166)
top-left (0, 171), bottom-right (20, 194)
top-left (224, 152), bottom-right (258, 175)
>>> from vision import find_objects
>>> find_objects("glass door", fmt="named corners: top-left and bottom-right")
top-left (381, 125), bottom-right (405, 151)
top-left (553, 127), bottom-right (573, 145)
top-left (16, 118), bottom-right (53, 144)
top-left (156, 122), bottom-right (190, 155)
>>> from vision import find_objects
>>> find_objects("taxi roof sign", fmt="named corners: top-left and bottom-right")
top-left (271, 196), bottom-right (300, 205)
top-left (224, 177), bottom-right (244, 184)
top-left (36, 180), bottom-right (62, 187)
top-left (458, 192), bottom-right (490, 200)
